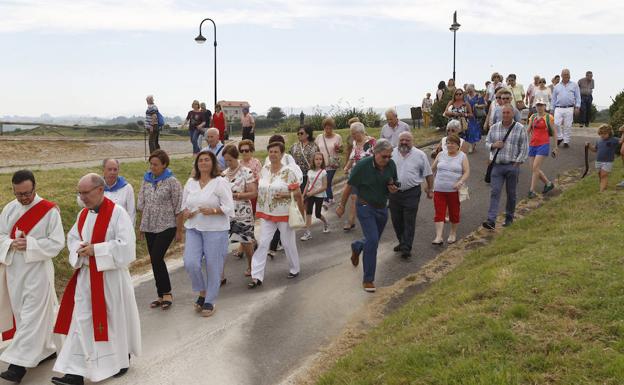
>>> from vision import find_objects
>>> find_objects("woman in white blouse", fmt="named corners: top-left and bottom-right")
top-left (181, 150), bottom-right (234, 317)
top-left (248, 141), bottom-right (305, 288)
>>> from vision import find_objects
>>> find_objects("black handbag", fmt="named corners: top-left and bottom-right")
top-left (485, 121), bottom-right (516, 183)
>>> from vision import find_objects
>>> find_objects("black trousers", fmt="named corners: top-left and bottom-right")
top-left (148, 129), bottom-right (160, 154)
top-left (580, 94), bottom-right (593, 126)
top-left (388, 186), bottom-right (422, 253)
top-left (145, 227), bottom-right (176, 297)
top-left (242, 126), bottom-right (255, 142)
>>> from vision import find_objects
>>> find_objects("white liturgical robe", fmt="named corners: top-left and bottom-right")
top-left (53, 203), bottom-right (141, 382)
top-left (76, 182), bottom-right (136, 225)
top-left (0, 195), bottom-right (65, 367)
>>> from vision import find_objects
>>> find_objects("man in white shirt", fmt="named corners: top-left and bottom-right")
top-left (52, 174), bottom-right (140, 385)
top-left (101, 159), bottom-right (136, 225)
top-left (552, 68), bottom-right (581, 148)
top-left (380, 108), bottom-right (410, 147)
top-left (0, 170), bottom-right (65, 383)
top-left (201, 128), bottom-right (226, 170)
top-left (389, 132), bottom-right (433, 259)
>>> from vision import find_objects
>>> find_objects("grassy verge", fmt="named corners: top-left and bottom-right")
top-left (317, 166), bottom-right (624, 384)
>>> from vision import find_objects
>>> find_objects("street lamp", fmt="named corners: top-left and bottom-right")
top-left (449, 11), bottom-right (461, 83)
top-left (195, 18), bottom-right (217, 109)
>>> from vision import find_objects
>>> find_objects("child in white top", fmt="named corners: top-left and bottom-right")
top-left (301, 153), bottom-right (328, 241)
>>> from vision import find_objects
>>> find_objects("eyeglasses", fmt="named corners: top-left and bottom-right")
top-left (240, 148), bottom-right (252, 153)
top-left (501, 97), bottom-right (511, 100)
top-left (77, 186), bottom-right (100, 196)
top-left (297, 132), bottom-right (305, 136)
top-left (13, 189), bottom-right (34, 198)
top-left (495, 96), bottom-right (501, 99)
top-left (380, 155), bottom-right (392, 159)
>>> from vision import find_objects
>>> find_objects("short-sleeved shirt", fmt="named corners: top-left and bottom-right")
top-left (508, 84), bottom-right (525, 104)
top-left (256, 164), bottom-right (299, 222)
top-left (391, 147), bottom-right (432, 191)
top-left (186, 110), bottom-right (205, 131)
top-left (306, 169), bottom-right (327, 198)
top-left (596, 137), bottom-right (620, 162)
top-left (348, 156), bottom-right (398, 208)
top-left (529, 115), bottom-right (551, 147)
top-left (380, 120), bottom-right (410, 147)
top-left (578, 78), bottom-right (594, 96)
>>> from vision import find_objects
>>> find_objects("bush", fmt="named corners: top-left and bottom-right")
top-left (275, 117), bottom-right (301, 133)
top-left (573, 103), bottom-right (597, 124)
top-left (431, 90), bottom-right (453, 129)
top-left (305, 113), bottom-right (325, 132)
top-left (609, 90), bottom-right (624, 130)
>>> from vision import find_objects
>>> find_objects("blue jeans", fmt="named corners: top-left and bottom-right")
top-left (352, 203), bottom-right (388, 283)
top-left (183, 229), bottom-right (228, 305)
top-left (325, 169), bottom-right (337, 201)
top-left (189, 129), bottom-right (201, 154)
top-left (487, 164), bottom-right (520, 222)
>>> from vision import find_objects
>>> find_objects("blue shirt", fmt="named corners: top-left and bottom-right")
top-left (201, 143), bottom-right (226, 170)
top-left (595, 137), bottom-right (619, 162)
top-left (552, 81), bottom-right (581, 109)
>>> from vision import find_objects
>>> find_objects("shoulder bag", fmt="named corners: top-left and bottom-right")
top-left (484, 121), bottom-right (516, 183)
top-left (288, 191), bottom-right (306, 228)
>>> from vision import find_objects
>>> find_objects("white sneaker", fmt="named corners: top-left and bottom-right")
top-left (300, 231), bottom-right (312, 241)
top-left (323, 223), bottom-right (330, 233)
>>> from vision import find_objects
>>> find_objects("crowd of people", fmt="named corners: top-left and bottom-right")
top-left (0, 68), bottom-right (617, 385)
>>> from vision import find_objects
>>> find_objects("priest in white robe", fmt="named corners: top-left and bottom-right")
top-left (0, 170), bottom-right (65, 383)
top-left (75, 158), bottom-right (136, 225)
top-left (52, 173), bottom-right (141, 385)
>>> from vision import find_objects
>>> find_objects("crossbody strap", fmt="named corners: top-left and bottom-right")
top-left (491, 121), bottom-right (516, 164)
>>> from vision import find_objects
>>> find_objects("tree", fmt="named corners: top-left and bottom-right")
top-left (267, 107), bottom-right (286, 122)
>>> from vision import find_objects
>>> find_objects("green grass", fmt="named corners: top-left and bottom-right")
top-left (317, 166), bottom-right (624, 384)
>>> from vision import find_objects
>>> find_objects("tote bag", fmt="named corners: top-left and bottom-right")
top-left (288, 191), bottom-right (305, 228)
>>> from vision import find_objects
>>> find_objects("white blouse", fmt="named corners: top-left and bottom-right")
top-left (182, 177), bottom-right (235, 231)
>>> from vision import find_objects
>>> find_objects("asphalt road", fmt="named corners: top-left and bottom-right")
top-left (2, 133), bottom-right (594, 385)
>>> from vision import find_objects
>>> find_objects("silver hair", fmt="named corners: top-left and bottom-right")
top-left (446, 119), bottom-right (461, 131)
top-left (398, 131), bottom-right (413, 139)
top-left (350, 122), bottom-right (367, 135)
top-left (466, 84), bottom-right (475, 91)
top-left (81, 173), bottom-right (105, 188)
top-left (206, 127), bottom-right (219, 136)
top-left (373, 139), bottom-right (393, 154)
top-left (102, 158), bottom-right (120, 168)
top-left (146, 95), bottom-right (154, 102)
top-left (384, 108), bottom-right (398, 118)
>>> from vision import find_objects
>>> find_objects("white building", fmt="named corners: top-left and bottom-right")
top-left (217, 101), bottom-right (250, 121)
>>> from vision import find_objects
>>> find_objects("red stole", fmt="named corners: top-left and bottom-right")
top-left (54, 197), bottom-right (114, 342)
top-left (2, 199), bottom-right (56, 341)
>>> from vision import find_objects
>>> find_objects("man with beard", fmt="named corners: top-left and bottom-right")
top-left (389, 132), bottom-right (433, 259)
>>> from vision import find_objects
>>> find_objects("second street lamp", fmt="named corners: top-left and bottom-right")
top-left (195, 18), bottom-right (217, 110)
top-left (449, 11), bottom-right (461, 83)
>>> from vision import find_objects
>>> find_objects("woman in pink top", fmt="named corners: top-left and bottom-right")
top-left (314, 117), bottom-right (343, 206)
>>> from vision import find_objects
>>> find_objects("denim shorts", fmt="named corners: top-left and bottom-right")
top-left (528, 143), bottom-right (550, 157)
top-left (595, 161), bottom-right (613, 172)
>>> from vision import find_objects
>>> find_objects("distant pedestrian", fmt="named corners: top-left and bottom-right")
top-left (380, 108), bottom-right (410, 147)
top-left (487, 72), bottom-right (504, 104)
top-left (465, 85), bottom-right (485, 152)
top-left (300, 152), bottom-right (329, 241)
top-left (436, 81), bottom-right (447, 102)
top-left (431, 134), bottom-right (469, 244)
top-left (525, 75), bottom-right (541, 109)
top-left (389, 132), bottom-right (433, 258)
top-left (578, 71), bottom-right (595, 128)
top-left (527, 99), bottom-right (558, 198)
top-left (241, 106), bottom-right (256, 141)
top-left (198, 102), bottom-right (212, 148)
top-left (315, 117), bottom-right (342, 206)
top-left (552, 69), bottom-right (581, 148)
top-left (447, 78), bottom-right (456, 94)
top-left (145, 95), bottom-right (161, 153)
top-left (184, 100), bottom-right (206, 155)
top-left (587, 125), bottom-right (620, 192)
top-left (549, 75), bottom-right (560, 93)
top-left (483, 105), bottom-right (528, 230)
top-left (532, 78), bottom-right (552, 112)
top-left (421, 93), bottom-right (433, 128)
top-left (506, 74), bottom-right (526, 111)
top-left (444, 88), bottom-right (472, 135)
top-left (212, 104), bottom-right (228, 142)
top-left (201, 128), bottom-right (225, 171)
top-left (337, 139), bottom-right (398, 293)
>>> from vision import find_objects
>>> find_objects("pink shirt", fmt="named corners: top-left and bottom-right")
top-left (240, 114), bottom-right (254, 127)
top-left (315, 133), bottom-right (342, 169)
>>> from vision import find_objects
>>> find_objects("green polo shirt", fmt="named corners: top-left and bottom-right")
top-left (348, 156), bottom-right (398, 208)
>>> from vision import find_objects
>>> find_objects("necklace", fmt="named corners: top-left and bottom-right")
top-left (226, 165), bottom-right (241, 179)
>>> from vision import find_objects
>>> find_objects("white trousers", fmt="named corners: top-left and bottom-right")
top-left (554, 107), bottom-right (574, 144)
top-left (251, 219), bottom-right (300, 282)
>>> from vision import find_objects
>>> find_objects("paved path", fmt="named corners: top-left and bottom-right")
top-left (3, 134), bottom-right (594, 385)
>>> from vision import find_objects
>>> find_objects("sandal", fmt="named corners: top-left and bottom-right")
top-left (161, 294), bottom-right (173, 310)
top-left (200, 303), bottom-right (216, 317)
top-left (247, 279), bottom-right (262, 289)
top-left (150, 298), bottom-right (163, 308)
top-left (343, 223), bottom-right (355, 232)
top-left (194, 296), bottom-right (205, 312)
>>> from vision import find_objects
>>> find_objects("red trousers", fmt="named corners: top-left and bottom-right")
top-left (433, 191), bottom-right (460, 223)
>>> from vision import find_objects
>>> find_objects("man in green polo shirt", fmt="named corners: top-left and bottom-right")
top-left (337, 139), bottom-right (398, 293)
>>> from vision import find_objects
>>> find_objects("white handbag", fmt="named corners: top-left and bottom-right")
top-left (288, 191), bottom-right (306, 228)
top-left (459, 184), bottom-right (470, 202)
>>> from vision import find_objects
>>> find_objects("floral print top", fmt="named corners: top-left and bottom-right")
top-left (240, 157), bottom-right (262, 183)
top-left (256, 164), bottom-right (299, 222)
top-left (289, 141), bottom-right (319, 175)
top-left (137, 176), bottom-right (183, 233)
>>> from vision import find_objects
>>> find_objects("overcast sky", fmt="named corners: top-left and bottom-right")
top-left (2, 0), bottom-right (623, 118)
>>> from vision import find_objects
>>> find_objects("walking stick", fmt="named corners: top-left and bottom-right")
top-left (144, 128), bottom-right (147, 161)
top-left (581, 143), bottom-right (589, 178)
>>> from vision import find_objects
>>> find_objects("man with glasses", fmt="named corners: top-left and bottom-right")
top-left (0, 170), bottom-right (64, 383)
top-left (380, 108), bottom-right (410, 147)
top-left (336, 139), bottom-right (399, 293)
top-left (489, 89), bottom-right (522, 126)
top-left (53, 173), bottom-right (140, 385)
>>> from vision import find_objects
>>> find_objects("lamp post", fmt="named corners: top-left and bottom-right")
top-left (195, 18), bottom-right (217, 109)
top-left (449, 11), bottom-right (460, 83)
